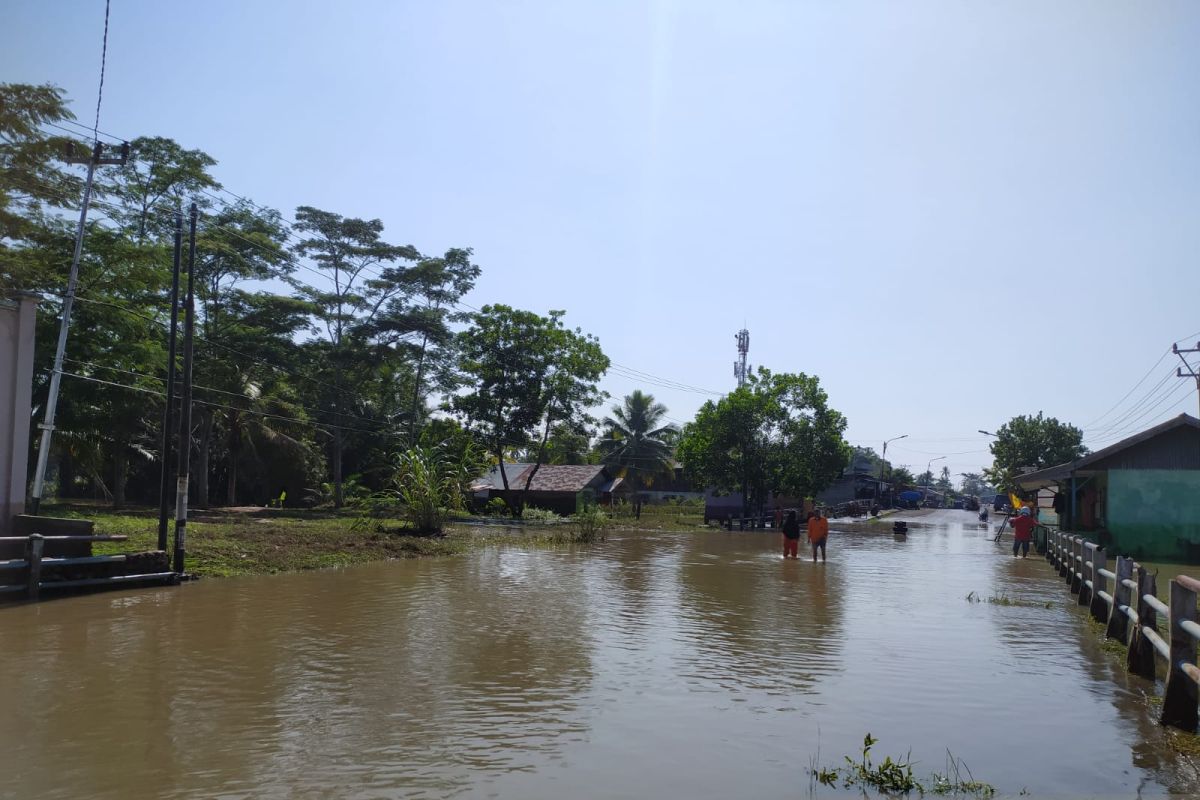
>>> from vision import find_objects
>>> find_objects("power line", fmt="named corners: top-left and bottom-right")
top-left (1084, 380), bottom-right (1192, 446)
top-left (1084, 366), bottom-right (1178, 436)
top-left (62, 357), bottom-right (393, 429)
top-left (1082, 349), bottom-right (1171, 429)
top-left (92, 0), bottom-right (112, 141)
top-left (58, 371), bottom-right (393, 437)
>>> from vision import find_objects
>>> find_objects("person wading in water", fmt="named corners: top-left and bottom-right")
top-left (1010, 506), bottom-right (1036, 558)
top-left (808, 508), bottom-right (829, 563)
top-left (781, 510), bottom-right (801, 559)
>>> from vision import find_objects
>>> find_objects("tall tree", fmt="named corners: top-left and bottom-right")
top-left (984, 412), bottom-right (1088, 490)
top-left (451, 304), bottom-right (608, 516)
top-left (0, 83), bottom-right (81, 291)
top-left (597, 390), bottom-right (677, 518)
top-left (291, 206), bottom-right (417, 507)
top-left (935, 465), bottom-right (953, 492)
top-left (191, 200), bottom-right (295, 506)
top-left (676, 368), bottom-right (850, 516)
top-left (107, 136), bottom-right (220, 240)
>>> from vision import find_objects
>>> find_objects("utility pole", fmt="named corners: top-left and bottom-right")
top-left (157, 210), bottom-right (184, 551)
top-left (733, 328), bottom-right (750, 388)
top-left (29, 141), bottom-right (129, 515)
top-left (1173, 342), bottom-right (1200, 418)
top-left (173, 204), bottom-right (198, 574)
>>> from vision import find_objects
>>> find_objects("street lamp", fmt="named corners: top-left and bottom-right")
top-left (926, 455), bottom-right (946, 486)
top-left (876, 434), bottom-right (908, 506)
top-left (978, 430), bottom-right (996, 437)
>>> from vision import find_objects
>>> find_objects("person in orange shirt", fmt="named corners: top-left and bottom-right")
top-left (808, 508), bottom-right (829, 562)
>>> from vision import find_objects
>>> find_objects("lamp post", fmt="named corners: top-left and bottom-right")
top-left (978, 429), bottom-right (996, 437)
top-left (876, 434), bottom-right (907, 506)
top-left (926, 455), bottom-right (946, 487)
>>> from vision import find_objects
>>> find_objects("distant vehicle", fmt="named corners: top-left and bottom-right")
top-left (953, 499), bottom-right (964, 510)
top-left (992, 494), bottom-right (1006, 512)
top-left (964, 496), bottom-right (980, 511)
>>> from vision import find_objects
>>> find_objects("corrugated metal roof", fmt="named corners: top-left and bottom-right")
top-left (470, 464), bottom-right (532, 492)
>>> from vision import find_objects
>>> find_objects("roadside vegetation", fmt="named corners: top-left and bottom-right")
top-left (808, 734), bottom-right (995, 797)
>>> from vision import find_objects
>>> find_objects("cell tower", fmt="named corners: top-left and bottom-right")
top-left (733, 328), bottom-right (750, 387)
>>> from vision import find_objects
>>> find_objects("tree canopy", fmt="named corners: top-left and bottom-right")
top-left (450, 304), bottom-right (608, 515)
top-left (984, 412), bottom-right (1088, 490)
top-left (676, 368), bottom-right (850, 514)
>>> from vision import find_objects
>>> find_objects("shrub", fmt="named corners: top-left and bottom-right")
top-left (571, 505), bottom-right (611, 542)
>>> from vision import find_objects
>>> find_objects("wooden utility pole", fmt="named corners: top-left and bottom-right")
top-left (1173, 342), bottom-right (1200, 418)
top-left (29, 141), bottom-right (128, 515)
top-left (173, 204), bottom-right (198, 574)
top-left (157, 210), bottom-right (184, 551)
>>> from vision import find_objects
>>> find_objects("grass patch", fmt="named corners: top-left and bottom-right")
top-left (965, 590), bottom-right (1052, 609)
top-left (40, 502), bottom-right (607, 578)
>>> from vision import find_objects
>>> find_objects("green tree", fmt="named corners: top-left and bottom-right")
top-left (676, 368), bottom-right (850, 516)
top-left (450, 304), bottom-right (608, 516)
top-left (888, 465), bottom-right (916, 488)
top-left (291, 205), bottom-right (418, 507)
top-left (107, 136), bottom-right (220, 240)
top-left (191, 201), bottom-right (296, 506)
top-left (935, 466), bottom-right (953, 493)
top-left (984, 412), bottom-right (1088, 490)
top-left (958, 472), bottom-right (990, 497)
top-left (916, 470), bottom-right (934, 487)
top-left (597, 390), bottom-right (677, 518)
top-left (0, 83), bottom-right (81, 291)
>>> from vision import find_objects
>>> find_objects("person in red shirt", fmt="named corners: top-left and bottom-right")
top-left (1010, 506), bottom-right (1036, 558)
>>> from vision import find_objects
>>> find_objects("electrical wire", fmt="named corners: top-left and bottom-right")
top-left (92, 0), bottom-right (111, 142)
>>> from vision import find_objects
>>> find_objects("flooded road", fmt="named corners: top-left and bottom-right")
top-left (2, 510), bottom-right (1195, 799)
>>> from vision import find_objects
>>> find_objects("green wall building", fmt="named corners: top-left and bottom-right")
top-left (1017, 414), bottom-right (1200, 563)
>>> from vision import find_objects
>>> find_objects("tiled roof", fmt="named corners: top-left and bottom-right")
top-left (521, 464), bottom-right (607, 493)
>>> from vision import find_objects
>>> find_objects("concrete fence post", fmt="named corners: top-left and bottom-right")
top-left (25, 534), bottom-right (42, 601)
top-left (1079, 542), bottom-right (1094, 607)
top-left (1107, 556), bottom-right (1133, 644)
top-left (1128, 566), bottom-right (1158, 681)
top-left (1160, 576), bottom-right (1199, 732)
top-left (1070, 537), bottom-right (1083, 594)
top-left (1090, 546), bottom-right (1109, 622)
top-left (1058, 532), bottom-right (1070, 579)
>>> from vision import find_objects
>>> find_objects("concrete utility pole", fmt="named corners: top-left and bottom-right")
top-left (29, 141), bottom-right (128, 515)
top-left (157, 210), bottom-right (184, 551)
top-left (1173, 342), bottom-right (1200, 418)
top-left (173, 204), bottom-right (198, 574)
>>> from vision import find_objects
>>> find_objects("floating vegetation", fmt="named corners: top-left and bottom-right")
top-left (808, 734), bottom-right (995, 797)
top-left (965, 590), bottom-right (1052, 608)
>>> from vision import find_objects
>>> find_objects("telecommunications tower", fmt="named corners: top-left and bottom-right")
top-left (733, 328), bottom-right (750, 388)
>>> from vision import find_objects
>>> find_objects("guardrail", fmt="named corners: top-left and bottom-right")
top-left (1045, 529), bottom-right (1199, 732)
top-left (0, 534), bottom-right (177, 600)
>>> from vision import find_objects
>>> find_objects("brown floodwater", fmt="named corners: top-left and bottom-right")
top-left (1, 509), bottom-right (1196, 799)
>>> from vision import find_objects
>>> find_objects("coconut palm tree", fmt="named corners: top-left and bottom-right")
top-left (597, 391), bottom-right (678, 518)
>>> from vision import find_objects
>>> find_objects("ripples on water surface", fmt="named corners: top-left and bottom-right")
top-left (1, 510), bottom-right (1196, 798)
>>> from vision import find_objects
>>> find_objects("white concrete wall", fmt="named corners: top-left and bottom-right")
top-left (0, 294), bottom-right (37, 535)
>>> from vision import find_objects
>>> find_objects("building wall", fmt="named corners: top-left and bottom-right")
top-left (1106, 469), bottom-right (1200, 562)
top-left (0, 295), bottom-right (38, 535)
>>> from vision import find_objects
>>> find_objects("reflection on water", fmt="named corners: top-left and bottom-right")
top-left (1, 510), bottom-right (1195, 799)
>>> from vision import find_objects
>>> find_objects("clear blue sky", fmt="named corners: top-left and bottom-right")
top-left (5, 0), bottom-right (1200, 478)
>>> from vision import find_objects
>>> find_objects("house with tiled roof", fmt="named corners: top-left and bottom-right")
top-left (471, 463), bottom-right (630, 515)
